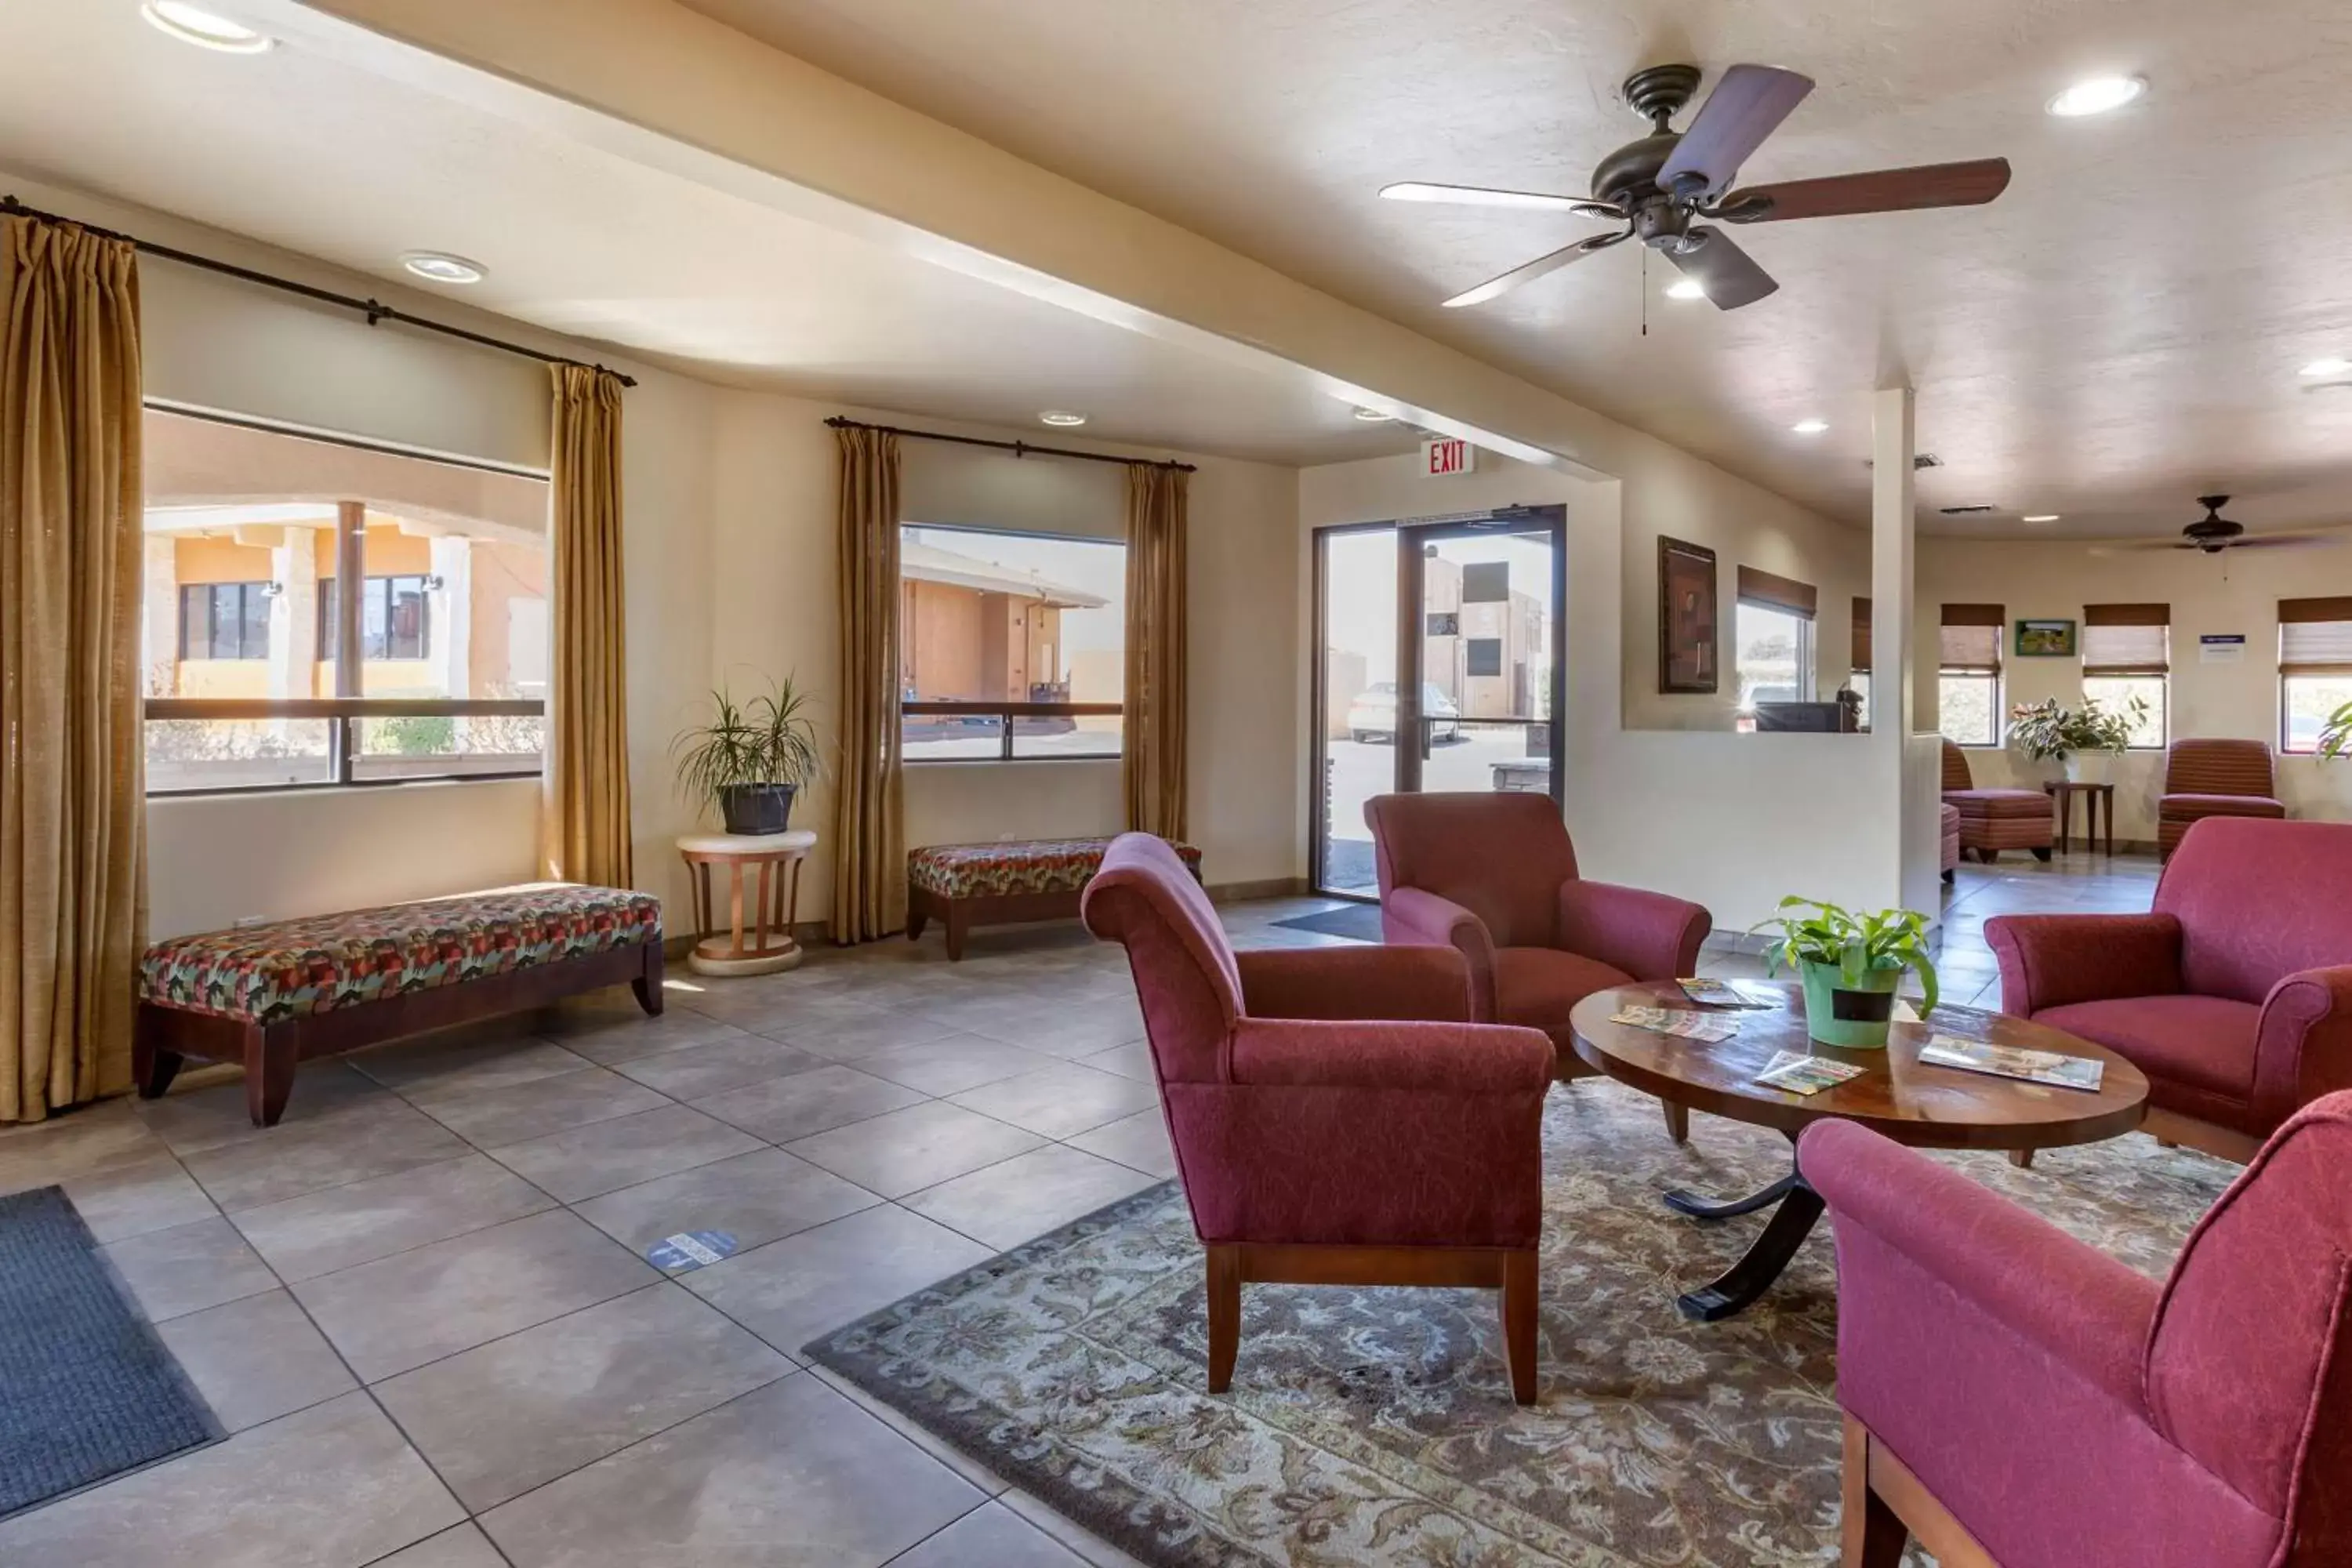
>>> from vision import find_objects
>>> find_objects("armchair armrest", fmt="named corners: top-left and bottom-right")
top-left (1802, 1120), bottom-right (2158, 1411)
top-left (1985, 912), bottom-right (2183, 1014)
top-left (1383, 887), bottom-right (1497, 1020)
top-left (1556, 879), bottom-right (1711, 981)
top-left (1234, 946), bottom-right (1472, 1022)
top-left (2254, 965), bottom-right (2352, 1126)
top-left (1229, 1016), bottom-right (1555, 1094)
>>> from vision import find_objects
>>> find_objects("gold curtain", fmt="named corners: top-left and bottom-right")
top-left (831, 426), bottom-right (905, 943)
top-left (543, 364), bottom-right (633, 887)
top-left (1, 215), bottom-right (145, 1122)
top-left (1122, 463), bottom-right (1189, 840)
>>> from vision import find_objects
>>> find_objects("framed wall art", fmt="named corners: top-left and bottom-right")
top-left (2015, 619), bottom-right (2077, 658)
top-left (1658, 537), bottom-right (1719, 694)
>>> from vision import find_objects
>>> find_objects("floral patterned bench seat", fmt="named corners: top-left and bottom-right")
top-left (908, 837), bottom-right (1200, 959)
top-left (136, 883), bottom-right (665, 1127)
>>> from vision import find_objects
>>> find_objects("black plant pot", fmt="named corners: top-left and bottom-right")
top-left (718, 783), bottom-right (797, 836)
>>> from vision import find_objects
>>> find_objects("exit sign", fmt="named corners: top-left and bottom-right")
top-left (1421, 437), bottom-right (1476, 477)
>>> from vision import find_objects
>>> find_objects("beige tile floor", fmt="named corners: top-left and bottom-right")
top-left (0, 856), bottom-right (2158, 1566)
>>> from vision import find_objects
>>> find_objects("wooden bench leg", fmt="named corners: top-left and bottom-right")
top-left (945, 904), bottom-right (969, 963)
top-left (133, 1008), bottom-right (184, 1101)
top-left (630, 941), bottom-right (665, 1017)
top-left (245, 1023), bottom-right (298, 1128)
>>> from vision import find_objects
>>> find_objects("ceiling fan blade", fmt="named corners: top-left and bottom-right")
top-left (1716, 159), bottom-right (2013, 223)
top-left (1664, 226), bottom-right (1778, 310)
top-left (1656, 64), bottom-right (1815, 198)
top-left (1381, 182), bottom-right (1622, 220)
top-left (1442, 230), bottom-right (1628, 308)
top-left (2227, 534), bottom-right (2336, 550)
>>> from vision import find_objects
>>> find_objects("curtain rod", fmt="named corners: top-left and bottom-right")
top-left (823, 415), bottom-right (1196, 472)
top-left (2, 194), bottom-right (637, 389)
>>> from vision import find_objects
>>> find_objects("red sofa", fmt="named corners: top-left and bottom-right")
top-left (1941, 739), bottom-right (2053, 862)
top-left (1080, 832), bottom-right (1555, 1403)
top-left (1809, 1093), bottom-right (2352, 1568)
top-left (1987, 817), bottom-right (2352, 1162)
top-left (2158, 738), bottom-right (2285, 858)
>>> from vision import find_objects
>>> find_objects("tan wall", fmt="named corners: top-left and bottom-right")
top-left (468, 539), bottom-right (550, 699)
top-left (1918, 530), bottom-right (2352, 840)
top-left (904, 579), bottom-right (987, 699)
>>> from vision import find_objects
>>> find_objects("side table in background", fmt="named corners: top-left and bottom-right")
top-left (677, 829), bottom-right (816, 977)
top-left (2042, 779), bottom-right (2116, 856)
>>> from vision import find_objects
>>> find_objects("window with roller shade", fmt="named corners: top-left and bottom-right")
top-left (2081, 603), bottom-right (2168, 748)
top-left (1939, 603), bottom-right (2004, 746)
top-left (1849, 596), bottom-right (1872, 727)
top-left (1734, 565), bottom-right (1817, 718)
top-left (2281, 597), bottom-right (2352, 753)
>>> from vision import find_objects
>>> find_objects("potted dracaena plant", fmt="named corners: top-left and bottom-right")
top-left (2007, 695), bottom-right (2148, 786)
top-left (673, 677), bottom-right (822, 836)
top-left (1755, 897), bottom-right (1938, 1050)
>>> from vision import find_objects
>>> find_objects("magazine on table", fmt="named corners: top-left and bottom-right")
top-left (1752, 1051), bottom-right (1867, 1097)
top-left (1676, 978), bottom-right (1773, 1009)
top-left (1917, 1033), bottom-right (2105, 1091)
top-left (1608, 1006), bottom-right (1739, 1044)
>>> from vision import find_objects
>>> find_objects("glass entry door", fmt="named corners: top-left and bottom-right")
top-left (1312, 508), bottom-right (1566, 898)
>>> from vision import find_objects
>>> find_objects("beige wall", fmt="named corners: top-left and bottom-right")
top-left (1918, 531), bottom-right (2352, 842)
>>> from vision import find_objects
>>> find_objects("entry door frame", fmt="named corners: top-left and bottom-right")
top-left (1310, 504), bottom-right (1569, 901)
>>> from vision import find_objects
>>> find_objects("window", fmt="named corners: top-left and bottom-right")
top-left (2082, 603), bottom-right (2169, 748)
top-left (898, 523), bottom-right (1125, 761)
top-left (179, 582), bottom-right (272, 660)
top-left (1465, 637), bottom-right (1503, 677)
top-left (2280, 597), bottom-right (2352, 754)
top-left (1425, 611), bottom-right (1459, 637)
top-left (1848, 596), bottom-right (1872, 728)
top-left (1939, 603), bottom-right (2005, 747)
top-left (1461, 561), bottom-right (1510, 603)
top-left (143, 409), bottom-right (550, 793)
top-left (1733, 565), bottom-right (1817, 719)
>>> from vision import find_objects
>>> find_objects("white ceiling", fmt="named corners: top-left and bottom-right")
top-left (682, 0), bottom-right (2352, 539)
top-left (0, 2), bottom-right (1414, 467)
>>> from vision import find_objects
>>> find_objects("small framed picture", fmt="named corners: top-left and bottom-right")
top-left (1657, 537), bottom-right (1719, 694)
top-left (2015, 619), bottom-right (2077, 658)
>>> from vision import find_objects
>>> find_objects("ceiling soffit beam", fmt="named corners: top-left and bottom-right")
top-left (254, 0), bottom-right (1799, 484)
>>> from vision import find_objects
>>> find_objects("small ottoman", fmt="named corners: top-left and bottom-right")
top-left (908, 837), bottom-right (1203, 960)
top-left (1940, 803), bottom-right (1961, 881)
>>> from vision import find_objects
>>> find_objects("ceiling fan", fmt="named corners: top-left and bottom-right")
top-left (1381, 63), bottom-right (2013, 311)
top-left (2113, 495), bottom-right (2335, 554)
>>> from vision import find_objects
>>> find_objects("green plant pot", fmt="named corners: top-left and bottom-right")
top-left (1798, 959), bottom-right (1902, 1050)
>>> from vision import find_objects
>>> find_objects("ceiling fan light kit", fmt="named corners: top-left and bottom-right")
top-left (1393, 62), bottom-right (2012, 313)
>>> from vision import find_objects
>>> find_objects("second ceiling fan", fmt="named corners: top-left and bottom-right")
top-left (1384, 63), bottom-right (2013, 311)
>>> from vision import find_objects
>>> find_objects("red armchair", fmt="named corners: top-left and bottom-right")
top-left (1941, 739), bottom-right (2054, 862)
top-left (1363, 792), bottom-right (1710, 1136)
top-left (2158, 737), bottom-right (2285, 858)
top-left (1987, 817), bottom-right (2352, 1163)
top-left (1807, 1093), bottom-right (2352, 1568)
top-left (1080, 832), bottom-right (1555, 1403)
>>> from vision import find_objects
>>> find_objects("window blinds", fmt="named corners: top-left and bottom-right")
top-left (2281, 597), bottom-right (2352, 673)
top-left (2082, 603), bottom-right (2169, 674)
top-left (1736, 565), bottom-right (1817, 619)
top-left (1939, 603), bottom-right (2003, 673)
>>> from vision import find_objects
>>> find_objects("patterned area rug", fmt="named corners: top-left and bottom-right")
top-left (807, 1081), bottom-right (2234, 1567)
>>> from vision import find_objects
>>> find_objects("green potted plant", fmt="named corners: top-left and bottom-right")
top-left (673, 677), bottom-right (822, 836)
top-left (1756, 897), bottom-right (1939, 1050)
top-left (2007, 695), bottom-right (2147, 786)
top-left (2320, 699), bottom-right (2352, 760)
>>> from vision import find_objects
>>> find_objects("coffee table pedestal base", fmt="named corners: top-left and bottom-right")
top-left (1669, 1162), bottom-right (1825, 1322)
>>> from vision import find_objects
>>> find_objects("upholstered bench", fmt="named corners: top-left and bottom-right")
top-left (908, 837), bottom-right (1202, 960)
top-left (136, 884), bottom-right (664, 1127)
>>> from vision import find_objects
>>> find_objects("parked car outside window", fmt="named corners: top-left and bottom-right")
top-left (1346, 681), bottom-right (1461, 743)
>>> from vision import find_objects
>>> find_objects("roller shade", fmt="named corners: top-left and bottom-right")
top-left (1940, 603), bottom-right (2003, 673)
top-left (1736, 565), bottom-right (1817, 619)
top-left (1851, 597), bottom-right (1871, 673)
top-left (2281, 597), bottom-right (2352, 674)
top-left (2082, 604), bottom-right (2169, 674)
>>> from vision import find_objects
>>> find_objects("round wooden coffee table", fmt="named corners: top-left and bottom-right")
top-left (1569, 980), bottom-right (2148, 1321)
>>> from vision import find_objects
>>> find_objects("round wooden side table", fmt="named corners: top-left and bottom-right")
top-left (677, 829), bottom-right (816, 977)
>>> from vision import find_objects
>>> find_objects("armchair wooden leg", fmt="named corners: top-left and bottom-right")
top-left (1842, 1415), bottom-right (1909, 1568)
top-left (1205, 1244), bottom-right (1240, 1394)
top-left (1501, 1248), bottom-right (1538, 1405)
top-left (1661, 1101), bottom-right (1690, 1145)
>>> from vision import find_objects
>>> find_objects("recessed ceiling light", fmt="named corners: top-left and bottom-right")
top-left (1039, 411), bottom-right (1087, 427)
top-left (2046, 75), bottom-right (2147, 118)
top-left (1664, 278), bottom-right (1708, 301)
top-left (140, 2), bottom-right (273, 53)
top-left (1791, 418), bottom-right (1829, 435)
top-left (2299, 356), bottom-right (2352, 378)
top-left (400, 252), bottom-right (485, 285)
top-left (1351, 406), bottom-right (1394, 423)
top-left (2023, 514), bottom-right (2061, 524)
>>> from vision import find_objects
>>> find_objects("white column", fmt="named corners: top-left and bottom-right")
top-left (1871, 386), bottom-right (1943, 916)
top-left (270, 526), bottom-right (320, 701)
top-left (142, 533), bottom-right (179, 695)
top-left (428, 535), bottom-right (473, 697)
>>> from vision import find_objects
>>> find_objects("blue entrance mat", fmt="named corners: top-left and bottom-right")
top-left (0, 1185), bottom-right (222, 1519)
